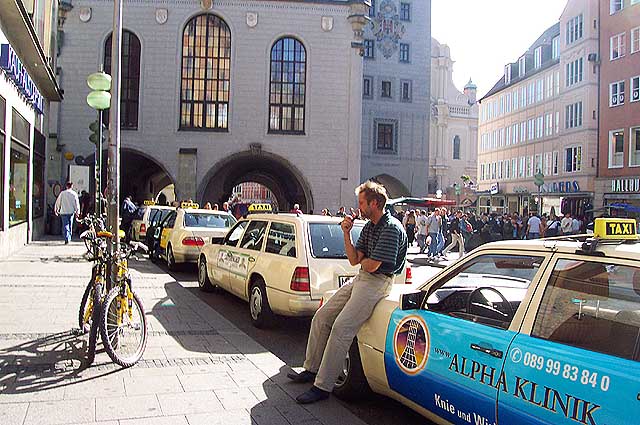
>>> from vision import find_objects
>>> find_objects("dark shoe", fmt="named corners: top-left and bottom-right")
top-left (295, 386), bottom-right (330, 404)
top-left (287, 370), bottom-right (316, 383)
top-left (64, 240), bottom-right (69, 245)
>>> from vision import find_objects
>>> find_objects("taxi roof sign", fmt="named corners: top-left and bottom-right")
top-left (593, 218), bottom-right (638, 240)
top-left (180, 202), bottom-right (200, 209)
top-left (143, 200), bottom-right (156, 206)
top-left (248, 203), bottom-right (272, 213)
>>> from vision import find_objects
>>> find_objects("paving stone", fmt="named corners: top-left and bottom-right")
top-left (125, 375), bottom-right (183, 396)
top-left (23, 399), bottom-right (95, 425)
top-left (249, 404), bottom-right (291, 425)
top-left (178, 372), bottom-right (237, 392)
top-left (63, 376), bottom-right (125, 400)
top-left (214, 387), bottom-right (260, 410)
top-left (186, 410), bottom-right (253, 425)
top-left (119, 415), bottom-right (189, 425)
top-left (157, 390), bottom-right (223, 415)
top-left (179, 363), bottom-right (231, 375)
top-left (95, 394), bottom-right (161, 421)
top-left (0, 402), bottom-right (28, 425)
top-left (229, 370), bottom-right (271, 387)
top-left (129, 366), bottom-right (183, 377)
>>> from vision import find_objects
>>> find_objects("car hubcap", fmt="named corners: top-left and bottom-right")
top-left (199, 261), bottom-right (206, 286)
top-left (250, 287), bottom-right (262, 320)
top-left (167, 248), bottom-right (173, 266)
top-left (336, 352), bottom-right (350, 387)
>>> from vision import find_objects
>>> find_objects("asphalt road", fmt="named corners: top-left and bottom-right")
top-left (160, 251), bottom-right (441, 425)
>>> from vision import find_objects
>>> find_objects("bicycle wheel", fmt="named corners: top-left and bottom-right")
top-left (86, 282), bottom-right (102, 365)
top-left (99, 287), bottom-right (147, 367)
top-left (78, 266), bottom-right (98, 331)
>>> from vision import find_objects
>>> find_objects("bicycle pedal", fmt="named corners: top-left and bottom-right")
top-left (71, 327), bottom-right (84, 336)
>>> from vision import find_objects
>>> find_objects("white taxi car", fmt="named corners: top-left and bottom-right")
top-left (197, 213), bottom-right (412, 327)
top-left (157, 203), bottom-right (237, 270)
top-left (130, 201), bottom-right (175, 241)
top-left (331, 218), bottom-right (640, 425)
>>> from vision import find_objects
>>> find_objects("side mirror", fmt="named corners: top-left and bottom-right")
top-left (400, 291), bottom-right (427, 311)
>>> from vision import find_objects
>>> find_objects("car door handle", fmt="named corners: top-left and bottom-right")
top-left (248, 257), bottom-right (255, 262)
top-left (470, 344), bottom-right (503, 359)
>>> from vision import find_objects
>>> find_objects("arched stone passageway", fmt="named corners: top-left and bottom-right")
top-left (85, 148), bottom-right (175, 204)
top-left (368, 174), bottom-right (411, 198)
top-left (198, 150), bottom-right (314, 213)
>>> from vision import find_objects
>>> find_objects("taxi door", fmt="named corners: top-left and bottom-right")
top-left (227, 220), bottom-right (268, 299)
top-left (385, 252), bottom-right (549, 425)
top-left (215, 221), bottom-right (248, 291)
top-left (159, 211), bottom-right (177, 251)
top-left (499, 255), bottom-right (640, 425)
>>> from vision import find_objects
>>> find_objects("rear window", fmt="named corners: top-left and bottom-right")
top-left (184, 213), bottom-right (236, 228)
top-left (150, 208), bottom-right (173, 226)
top-left (308, 222), bottom-right (363, 259)
top-left (135, 207), bottom-right (147, 220)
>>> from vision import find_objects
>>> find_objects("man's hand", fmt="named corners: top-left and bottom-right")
top-left (341, 216), bottom-right (353, 233)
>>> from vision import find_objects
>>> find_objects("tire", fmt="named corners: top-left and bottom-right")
top-left (249, 278), bottom-right (274, 328)
top-left (166, 244), bottom-right (177, 271)
top-left (99, 287), bottom-right (148, 368)
top-left (333, 338), bottom-right (372, 401)
top-left (198, 256), bottom-right (216, 292)
top-left (148, 240), bottom-right (157, 263)
top-left (78, 269), bottom-right (96, 331)
top-left (86, 282), bottom-right (103, 366)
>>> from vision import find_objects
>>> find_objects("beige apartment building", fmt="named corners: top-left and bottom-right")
top-left (477, 0), bottom-right (599, 219)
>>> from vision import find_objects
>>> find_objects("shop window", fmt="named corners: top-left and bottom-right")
top-left (630, 127), bottom-right (640, 167)
top-left (532, 259), bottom-right (640, 361)
top-left (33, 130), bottom-right (45, 218)
top-left (609, 130), bottom-right (624, 168)
top-left (0, 95), bottom-right (5, 230)
top-left (10, 110), bottom-right (30, 227)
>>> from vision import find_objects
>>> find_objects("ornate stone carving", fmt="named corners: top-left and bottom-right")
top-left (155, 8), bottom-right (168, 25)
top-left (321, 16), bottom-right (333, 32)
top-left (78, 7), bottom-right (91, 23)
top-left (246, 12), bottom-right (258, 28)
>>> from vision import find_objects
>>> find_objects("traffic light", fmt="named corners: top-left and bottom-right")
top-left (89, 120), bottom-right (108, 146)
top-left (454, 183), bottom-right (461, 196)
top-left (534, 172), bottom-right (545, 187)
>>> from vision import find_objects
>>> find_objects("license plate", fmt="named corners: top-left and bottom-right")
top-left (338, 275), bottom-right (354, 287)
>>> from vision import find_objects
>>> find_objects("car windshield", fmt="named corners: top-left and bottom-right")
top-left (308, 222), bottom-right (363, 259)
top-left (184, 212), bottom-right (236, 228)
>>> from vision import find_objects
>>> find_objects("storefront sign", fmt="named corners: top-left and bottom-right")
top-left (513, 186), bottom-right (529, 194)
top-left (490, 182), bottom-right (500, 195)
top-left (611, 178), bottom-right (640, 193)
top-left (540, 181), bottom-right (580, 194)
top-left (0, 44), bottom-right (44, 114)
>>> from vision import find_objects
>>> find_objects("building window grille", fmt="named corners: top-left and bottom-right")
top-left (566, 14), bottom-right (583, 44)
top-left (610, 81), bottom-right (625, 107)
top-left (269, 37), bottom-right (307, 134)
top-left (399, 43), bottom-right (410, 62)
top-left (610, 33), bottom-right (626, 60)
top-left (381, 80), bottom-right (392, 98)
top-left (363, 77), bottom-right (372, 98)
top-left (609, 130), bottom-right (624, 168)
top-left (364, 39), bottom-right (375, 59)
top-left (565, 102), bottom-right (583, 129)
top-left (400, 3), bottom-right (411, 21)
top-left (630, 127), bottom-right (640, 167)
top-left (105, 30), bottom-right (141, 129)
top-left (610, 0), bottom-right (623, 15)
top-left (453, 136), bottom-right (461, 160)
top-left (565, 146), bottom-right (582, 173)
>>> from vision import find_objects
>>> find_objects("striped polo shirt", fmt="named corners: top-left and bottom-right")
top-left (355, 210), bottom-right (408, 275)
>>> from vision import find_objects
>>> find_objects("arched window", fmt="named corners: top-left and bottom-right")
top-left (180, 14), bottom-right (231, 130)
top-left (269, 37), bottom-right (306, 134)
top-left (453, 135), bottom-right (461, 160)
top-left (104, 30), bottom-right (141, 129)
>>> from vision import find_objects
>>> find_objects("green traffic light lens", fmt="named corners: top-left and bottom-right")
top-left (87, 72), bottom-right (112, 91)
top-left (87, 91), bottom-right (111, 110)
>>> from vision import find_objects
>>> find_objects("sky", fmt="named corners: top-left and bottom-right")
top-left (431, 0), bottom-right (568, 98)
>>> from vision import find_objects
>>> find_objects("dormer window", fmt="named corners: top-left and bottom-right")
top-left (504, 65), bottom-right (512, 84)
top-left (534, 46), bottom-right (542, 69)
top-left (518, 56), bottom-right (526, 77)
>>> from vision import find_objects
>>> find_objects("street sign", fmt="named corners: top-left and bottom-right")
top-left (534, 172), bottom-right (544, 187)
top-left (454, 184), bottom-right (461, 196)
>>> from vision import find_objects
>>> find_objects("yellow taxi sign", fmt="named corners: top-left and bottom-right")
top-left (143, 200), bottom-right (156, 206)
top-left (593, 218), bottom-right (638, 240)
top-left (248, 203), bottom-right (272, 213)
top-left (180, 202), bottom-right (200, 209)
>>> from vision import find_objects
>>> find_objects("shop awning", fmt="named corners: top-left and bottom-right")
top-left (387, 197), bottom-right (456, 208)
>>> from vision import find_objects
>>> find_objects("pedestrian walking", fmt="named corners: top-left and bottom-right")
top-left (405, 210), bottom-right (416, 246)
top-left (442, 211), bottom-right (465, 259)
top-left (121, 195), bottom-right (137, 241)
top-left (415, 210), bottom-right (428, 254)
top-left (527, 213), bottom-right (542, 239)
top-left (287, 181), bottom-right (407, 404)
top-left (426, 209), bottom-right (441, 258)
top-left (54, 182), bottom-right (80, 244)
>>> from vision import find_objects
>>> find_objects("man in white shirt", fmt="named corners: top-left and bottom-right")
top-left (527, 213), bottom-right (542, 239)
top-left (560, 212), bottom-right (573, 235)
top-left (415, 210), bottom-right (429, 254)
top-left (54, 182), bottom-right (80, 244)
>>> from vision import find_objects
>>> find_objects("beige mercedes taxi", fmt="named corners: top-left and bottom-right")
top-left (197, 213), bottom-right (412, 327)
top-left (328, 217), bottom-right (640, 425)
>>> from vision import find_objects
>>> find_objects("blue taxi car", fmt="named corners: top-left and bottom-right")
top-left (334, 218), bottom-right (640, 425)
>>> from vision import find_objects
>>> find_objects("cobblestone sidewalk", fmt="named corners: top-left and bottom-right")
top-left (0, 239), bottom-right (367, 425)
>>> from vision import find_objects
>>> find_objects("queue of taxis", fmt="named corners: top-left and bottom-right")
top-left (152, 203), bottom-right (237, 270)
top-left (130, 201), bottom-right (175, 242)
top-left (197, 212), bottom-right (412, 327)
top-left (332, 218), bottom-right (640, 425)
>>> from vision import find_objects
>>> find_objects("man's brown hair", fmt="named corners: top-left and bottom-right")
top-left (355, 181), bottom-right (388, 210)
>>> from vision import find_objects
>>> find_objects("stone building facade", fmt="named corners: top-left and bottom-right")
top-left (429, 38), bottom-right (478, 203)
top-left (360, 0), bottom-right (431, 197)
top-left (477, 0), bottom-right (599, 218)
top-left (54, 0), bottom-right (368, 213)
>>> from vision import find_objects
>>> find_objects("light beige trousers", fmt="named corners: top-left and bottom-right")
top-left (302, 270), bottom-right (392, 392)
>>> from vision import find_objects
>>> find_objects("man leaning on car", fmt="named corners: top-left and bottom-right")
top-left (287, 181), bottom-right (408, 404)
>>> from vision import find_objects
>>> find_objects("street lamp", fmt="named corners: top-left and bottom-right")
top-left (86, 71), bottom-right (111, 218)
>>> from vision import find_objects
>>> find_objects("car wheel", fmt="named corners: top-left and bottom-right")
top-left (166, 244), bottom-right (177, 271)
top-left (333, 338), bottom-right (371, 401)
top-left (249, 278), bottom-right (274, 328)
top-left (198, 256), bottom-right (216, 292)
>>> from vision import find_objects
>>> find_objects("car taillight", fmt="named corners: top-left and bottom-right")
top-left (140, 223), bottom-right (146, 233)
top-left (405, 266), bottom-right (413, 284)
top-left (290, 267), bottom-right (310, 292)
top-left (182, 236), bottom-right (204, 247)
